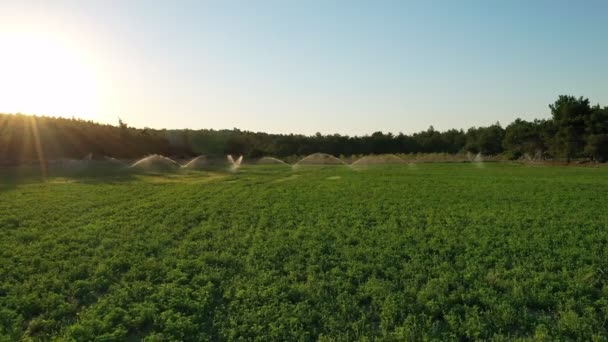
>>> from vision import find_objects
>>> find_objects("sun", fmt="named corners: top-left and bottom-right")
top-left (0, 31), bottom-right (103, 120)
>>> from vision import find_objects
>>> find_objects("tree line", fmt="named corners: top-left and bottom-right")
top-left (1, 95), bottom-right (607, 164)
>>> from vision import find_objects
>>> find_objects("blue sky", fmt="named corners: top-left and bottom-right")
top-left (1, 0), bottom-right (607, 135)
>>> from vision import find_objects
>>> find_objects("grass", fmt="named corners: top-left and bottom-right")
top-left (1, 163), bottom-right (608, 340)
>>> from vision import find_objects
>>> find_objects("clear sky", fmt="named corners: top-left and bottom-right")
top-left (1, 0), bottom-right (607, 135)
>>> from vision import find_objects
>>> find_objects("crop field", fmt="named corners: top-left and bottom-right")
top-left (1, 163), bottom-right (608, 340)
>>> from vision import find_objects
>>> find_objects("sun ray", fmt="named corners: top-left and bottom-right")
top-left (37, 118), bottom-right (65, 160)
top-left (28, 116), bottom-right (47, 178)
top-left (0, 115), bottom-right (9, 132)
top-left (18, 117), bottom-right (32, 164)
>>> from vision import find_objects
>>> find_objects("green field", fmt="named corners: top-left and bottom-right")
top-left (1, 163), bottom-right (608, 340)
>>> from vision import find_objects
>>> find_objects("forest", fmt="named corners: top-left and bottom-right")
top-left (1, 95), bottom-right (607, 164)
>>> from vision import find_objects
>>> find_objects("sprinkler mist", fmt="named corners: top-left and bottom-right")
top-left (257, 157), bottom-right (290, 166)
top-left (227, 155), bottom-right (243, 172)
top-left (523, 151), bottom-right (543, 162)
top-left (292, 153), bottom-right (347, 170)
top-left (466, 151), bottom-right (485, 168)
top-left (473, 153), bottom-right (485, 168)
top-left (182, 155), bottom-right (208, 170)
top-left (466, 151), bottom-right (475, 162)
top-left (350, 154), bottom-right (405, 170)
top-left (130, 154), bottom-right (181, 173)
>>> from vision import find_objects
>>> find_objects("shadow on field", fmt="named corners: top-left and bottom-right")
top-left (0, 182), bottom-right (17, 194)
top-left (0, 165), bottom-right (244, 190)
top-left (0, 166), bottom-right (140, 190)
